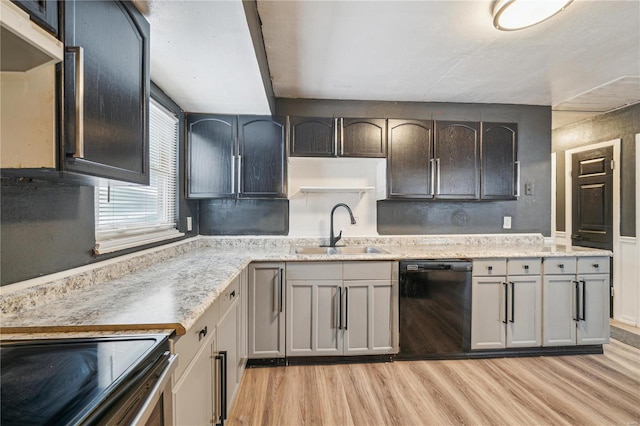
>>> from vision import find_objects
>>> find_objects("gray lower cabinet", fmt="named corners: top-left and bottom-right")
top-left (543, 257), bottom-right (610, 346)
top-left (173, 274), bottom-right (244, 426)
top-left (471, 258), bottom-right (542, 350)
top-left (286, 262), bottom-right (398, 357)
top-left (248, 263), bottom-right (286, 358)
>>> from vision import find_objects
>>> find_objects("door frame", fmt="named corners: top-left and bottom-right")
top-left (564, 138), bottom-right (620, 316)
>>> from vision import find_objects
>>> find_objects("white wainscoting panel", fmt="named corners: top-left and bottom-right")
top-left (616, 236), bottom-right (639, 326)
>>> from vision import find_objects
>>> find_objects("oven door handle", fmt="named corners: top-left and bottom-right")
top-left (130, 352), bottom-right (178, 426)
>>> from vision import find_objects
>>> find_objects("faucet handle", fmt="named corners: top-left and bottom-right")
top-left (333, 230), bottom-right (342, 246)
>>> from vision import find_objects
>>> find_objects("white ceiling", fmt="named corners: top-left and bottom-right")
top-left (146, 0), bottom-right (640, 128)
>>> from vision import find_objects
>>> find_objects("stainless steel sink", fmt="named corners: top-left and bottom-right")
top-left (337, 246), bottom-right (388, 254)
top-left (293, 247), bottom-right (339, 255)
top-left (292, 246), bottom-right (388, 255)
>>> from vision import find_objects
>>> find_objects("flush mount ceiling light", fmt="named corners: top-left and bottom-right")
top-left (493, 0), bottom-right (574, 31)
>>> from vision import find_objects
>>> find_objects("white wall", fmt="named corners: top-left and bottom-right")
top-left (287, 157), bottom-right (386, 238)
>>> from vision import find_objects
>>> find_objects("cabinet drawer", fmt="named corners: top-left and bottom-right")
top-left (472, 259), bottom-right (507, 277)
top-left (343, 261), bottom-right (392, 280)
top-left (543, 257), bottom-right (577, 275)
top-left (218, 276), bottom-right (241, 318)
top-left (286, 262), bottom-right (342, 280)
top-left (577, 257), bottom-right (610, 274)
top-left (507, 258), bottom-right (541, 276)
top-left (173, 300), bottom-right (219, 381)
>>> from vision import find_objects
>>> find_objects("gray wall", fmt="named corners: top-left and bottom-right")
top-left (276, 99), bottom-right (552, 236)
top-left (553, 103), bottom-right (638, 237)
top-left (0, 84), bottom-right (199, 286)
top-left (199, 199), bottom-right (288, 235)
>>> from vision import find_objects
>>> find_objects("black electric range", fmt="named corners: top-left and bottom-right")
top-left (0, 333), bottom-right (171, 425)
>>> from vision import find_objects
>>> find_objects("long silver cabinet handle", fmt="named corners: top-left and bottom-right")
top-left (436, 158), bottom-right (441, 195)
top-left (340, 118), bottom-right (345, 156)
top-left (67, 46), bottom-right (84, 159)
top-left (430, 158), bottom-right (435, 196)
top-left (515, 160), bottom-right (521, 197)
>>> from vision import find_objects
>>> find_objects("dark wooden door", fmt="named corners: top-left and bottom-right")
top-left (63, 0), bottom-right (149, 184)
top-left (186, 114), bottom-right (237, 199)
top-left (340, 118), bottom-right (387, 157)
top-left (571, 147), bottom-right (613, 250)
top-left (238, 116), bottom-right (287, 198)
top-left (12, 0), bottom-right (58, 36)
top-left (433, 121), bottom-right (480, 200)
top-left (387, 119), bottom-right (433, 198)
top-left (289, 117), bottom-right (336, 157)
top-left (481, 122), bottom-right (518, 200)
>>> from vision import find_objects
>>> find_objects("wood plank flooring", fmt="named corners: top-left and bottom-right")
top-left (229, 340), bottom-right (640, 426)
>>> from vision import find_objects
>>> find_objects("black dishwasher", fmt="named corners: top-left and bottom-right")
top-left (398, 260), bottom-right (472, 359)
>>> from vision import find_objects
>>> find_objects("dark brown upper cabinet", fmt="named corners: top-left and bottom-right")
top-left (288, 117), bottom-right (386, 158)
top-left (481, 122), bottom-right (518, 200)
top-left (340, 118), bottom-right (387, 157)
top-left (187, 115), bottom-right (287, 199)
top-left (387, 119), bottom-right (433, 198)
top-left (63, 0), bottom-right (150, 184)
top-left (186, 114), bottom-right (237, 199)
top-left (433, 121), bottom-right (480, 200)
top-left (238, 116), bottom-right (287, 198)
top-left (289, 117), bottom-right (336, 157)
top-left (12, 0), bottom-right (59, 36)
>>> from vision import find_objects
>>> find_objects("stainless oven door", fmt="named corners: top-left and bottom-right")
top-left (106, 352), bottom-right (178, 426)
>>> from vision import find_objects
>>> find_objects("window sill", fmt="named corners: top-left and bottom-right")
top-left (94, 228), bottom-right (185, 255)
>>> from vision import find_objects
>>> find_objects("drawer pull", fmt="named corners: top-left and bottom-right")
top-left (558, 263), bottom-right (565, 269)
top-left (592, 263), bottom-right (599, 269)
top-left (488, 266), bottom-right (493, 272)
top-left (523, 265), bottom-right (529, 270)
top-left (198, 325), bottom-right (208, 341)
top-left (230, 290), bottom-right (236, 299)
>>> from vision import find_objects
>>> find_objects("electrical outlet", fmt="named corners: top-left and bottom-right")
top-left (503, 216), bottom-right (512, 229)
top-left (525, 182), bottom-right (534, 195)
top-left (186, 217), bottom-right (193, 231)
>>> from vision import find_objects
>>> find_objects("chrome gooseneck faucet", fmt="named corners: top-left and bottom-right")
top-left (328, 203), bottom-right (356, 247)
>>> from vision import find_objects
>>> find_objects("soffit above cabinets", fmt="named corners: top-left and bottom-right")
top-left (146, 0), bottom-right (270, 115)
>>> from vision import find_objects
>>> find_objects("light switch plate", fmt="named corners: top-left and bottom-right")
top-left (503, 216), bottom-right (512, 229)
top-left (525, 182), bottom-right (534, 195)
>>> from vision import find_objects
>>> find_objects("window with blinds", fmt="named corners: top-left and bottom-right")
top-left (94, 98), bottom-right (183, 254)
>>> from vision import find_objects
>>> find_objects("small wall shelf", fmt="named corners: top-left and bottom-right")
top-left (298, 186), bottom-right (375, 196)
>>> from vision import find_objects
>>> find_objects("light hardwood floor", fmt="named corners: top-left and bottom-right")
top-left (229, 340), bottom-right (640, 426)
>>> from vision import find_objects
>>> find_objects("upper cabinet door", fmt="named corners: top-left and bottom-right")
top-left (481, 123), bottom-right (518, 200)
top-left (63, 1), bottom-right (150, 184)
top-left (340, 118), bottom-right (387, 157)
top-left (289, 117), bottom-right (336, 157)
top-left (186, 114), bottom-right (237, 199)
top-left (12, 0), bottom-right (58, 36)
top-left (387, 119), bottom-right (433, 198)
top-left (238, 116), bottom-right (287, 198)
top-left (434, 121), bottom-right (480, 200)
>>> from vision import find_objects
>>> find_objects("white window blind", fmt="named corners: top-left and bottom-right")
top-left (94, 98), bottom-right (183, 254)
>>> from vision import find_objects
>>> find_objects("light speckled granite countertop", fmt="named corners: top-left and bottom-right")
top-left (0, 235), bottom-right (611, 337)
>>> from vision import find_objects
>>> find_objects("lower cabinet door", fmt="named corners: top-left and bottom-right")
top-left (542, 275), bottom-right (577, 346)
top-left (506, 276), bottom-right (541, 347)
top-left (471, 276), bottom-right (506, 349)
top-left (286, 279), bottom-right (342, 356)
top-left (248, 263), bottom-right (285, 358)
top-left (343, 280), bottom-right (396, 355)
top-left (173, 339), bottom-right (215, 426)
top-left (218, 299), bottom-right (240, 410)
top-left (577, 274), bottom-right (610, 345)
